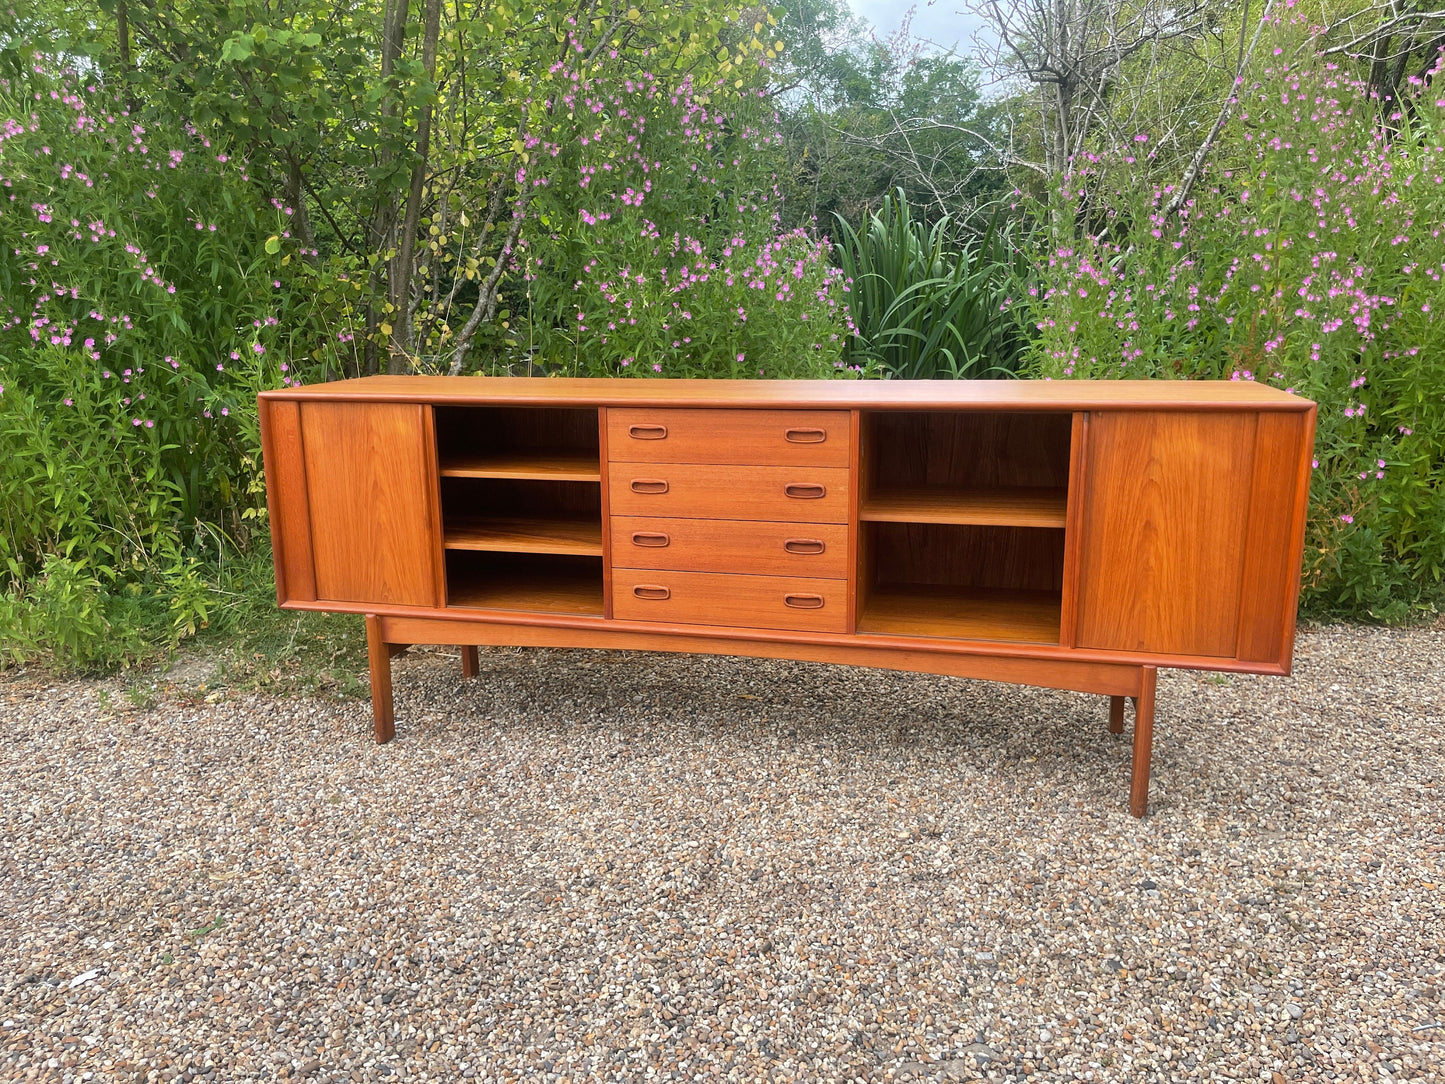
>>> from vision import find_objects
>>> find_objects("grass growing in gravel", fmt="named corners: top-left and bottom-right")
top-left (194, 572), bottom-right (370, 700)
top-left (1, 547), bottom-right (370, 701)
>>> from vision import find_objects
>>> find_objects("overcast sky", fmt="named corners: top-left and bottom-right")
top-left (845, 0), bottom-right (993, 56)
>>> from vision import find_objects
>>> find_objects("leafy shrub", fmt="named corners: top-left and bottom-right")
top-left (519, 74), bottom-right (852, 377)
top-left (0, 64), bottom-right (348, 664)
top-left (1023, 22), bottom-right (1445, 619)
top-left (834, 190), bottom-right (1025, 379)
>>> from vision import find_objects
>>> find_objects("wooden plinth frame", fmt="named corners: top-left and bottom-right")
top-left (363, 615), bottom-right (1162, 818)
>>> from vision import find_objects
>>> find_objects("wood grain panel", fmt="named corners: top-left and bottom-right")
top-left (1075, 412), bottom-right (1256, 657)
top-left (446, 515), bottom-right (603, 556)
top-left (1236, 411), bottom-right (1313, 664)
top-left (857, 586), bottom-right (1061, 644)
top-left (1057, 412), bottom-right (1088, 648)
top-left (867, 522), bottom-right (1065, 592)
top-left (300, 401), bottom-right (440, 606)
top-left (259, 398), bottom-right (317, 604)
top-left (610, 516), bottom-right (849, 578)
top-left (608, 408), bottom-right (851, 466)
top-left (612, 569), bottom-right (848, 633)
top-left (867, 411), bottom-right (1072, 492)
top-left (263, 376), bottom-right (1315, 412)
top-left (378, 614), bottom-right (1146, 697)
top-left (608, 463), bottom-right (851, 522)
top-left (860, 487), bottom-right (1068, 528)
top-left (446, 552), bottom-right (603, 615)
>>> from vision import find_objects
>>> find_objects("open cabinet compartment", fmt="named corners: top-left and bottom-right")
top-left (856, 410), bottom-right (1074, 644)
top-left (861, 411), bottom-right (1071, 526)
top-left (435, 406), bottom-right (603, 612)
top-left (435, 406), bottom-right (601, 480)
top-left (446, 551), bottom-right (604, 615)
top-left (440, 477), bottom-right (602, 556)
top-left (858, 522), bottom-right (1064, 643)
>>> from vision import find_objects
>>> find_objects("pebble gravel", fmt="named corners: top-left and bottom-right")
top-left (1, 624), bottom-right (1442, 1083)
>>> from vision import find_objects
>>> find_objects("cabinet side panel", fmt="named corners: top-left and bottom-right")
top-left (1235, 411), bottom-right (1312, 665)
top-left (1076, 411), bottom-right (1256, 657)
top-left (1057, 411), bottom-right (1087, 648)
top-left (300, 401), bottom-right (439, 607)
top-left (259, 398), bottom-right (317, 603)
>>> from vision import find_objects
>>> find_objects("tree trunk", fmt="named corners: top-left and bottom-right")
top-left (117, 0), bottom-right (131, 70)
top-left (389, 0), bottom-right (443, 372)
top-left (365, 0), bottom-right (410, 375)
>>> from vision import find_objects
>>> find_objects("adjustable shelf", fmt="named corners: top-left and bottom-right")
top-left (859, 585), bottom-right (1062, 644)
top-left (447, 552), bottom-right (604, 615)
top-left (443, 515), bottom-right (603, 556)
top-left (439, 452), bottom-right (601, 482)
top-left (860, 487), bottom-right (1068, 528)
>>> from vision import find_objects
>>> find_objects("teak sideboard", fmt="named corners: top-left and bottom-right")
top-left (258, 377), bottom-right (1316, 816)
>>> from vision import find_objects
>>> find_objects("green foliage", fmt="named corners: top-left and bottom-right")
top-left (0, 65), bottom-right (347, 665)
top-left (833, 191), bottom-right (1025, 379)
top-left (1023, 18), bottom-right (1445, 619)
top-left (519, 76), bottom-right (851, 377)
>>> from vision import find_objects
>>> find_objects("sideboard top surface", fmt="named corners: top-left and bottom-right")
top-left (260, 376), bottom-right (1315, 411)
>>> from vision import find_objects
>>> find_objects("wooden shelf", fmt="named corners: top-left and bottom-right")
top-left (858, 585), bottom-right (1062, 644)
top-left (439, 452), bottom-right (600, 482)
top-left (444, 516), bottom-right (603, 556)
top-left (861, 487), bottom-right (1068, 528)
top-left (448, 558), bottom-right (603, 615)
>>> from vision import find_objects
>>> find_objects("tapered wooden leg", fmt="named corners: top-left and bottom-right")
top-left (461, 645), bottom-right (480, 679)
top-left (365, 614), bottom-right (395, 744)
top-left (1129, 666), bottom-right (1157, 818)
top-left (1108, 695), bottom-right (1126, 735)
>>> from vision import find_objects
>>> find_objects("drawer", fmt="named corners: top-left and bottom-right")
top-left (612, 570), bottom-right (848, 633)
top-left (611, 516), bottom-right (849, 578)
top-left (608, 408), bottom-right (850, 467)
top-left (608, 463), bottom-right (850, 522)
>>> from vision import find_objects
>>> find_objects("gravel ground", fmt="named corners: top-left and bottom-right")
top-left (1, 624), bottom-right (1442, 1084)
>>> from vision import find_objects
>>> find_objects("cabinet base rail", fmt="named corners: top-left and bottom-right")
top-left (363, 613), bottom-right (1161, 818)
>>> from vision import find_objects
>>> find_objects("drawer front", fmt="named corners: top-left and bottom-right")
top-left (611, 516), bottom-right (849, 578)
top-left (608, 408), bottom-right (851, 467)
top-left (612, 570), bottom-right (848, 633)
top-left (609, 463), bottom-right (850, 522)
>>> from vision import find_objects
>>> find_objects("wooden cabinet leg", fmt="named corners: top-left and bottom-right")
top-left (1108, 695), bottom-right (1126, 734)
top-left (1129, 666), bottom-right (1157, 818)
top-left (365, 614), bottom-right (395, 744)
top-left (461, 645), bottom-right (480, 679)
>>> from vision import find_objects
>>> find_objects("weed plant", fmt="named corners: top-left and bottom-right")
top-left (1024, 20), bottom-right (1445, 619)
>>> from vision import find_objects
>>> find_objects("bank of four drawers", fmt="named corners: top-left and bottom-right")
top-left (607, 408), bottom-right (850, 632)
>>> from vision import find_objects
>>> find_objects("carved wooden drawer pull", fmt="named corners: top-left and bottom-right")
top-left (784, 593), bottom-right (825, 609)
top-left (630, 478), bottom-right (670, 494)
top-left (784, 482), bottom-right (826, 499)
top-left (784, 427), bottom-right (827, 443)
top-left (632, 585), bottom-right (671, 600)
top-left (628, 424), bottom-right (668, 440)
top-left (783, 538), bottom-right (826, 555)
top-left (631, 531), bottom-right (671, 547)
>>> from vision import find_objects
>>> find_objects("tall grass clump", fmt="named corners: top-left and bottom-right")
top-left (834, 190), bottom-right (1026, 379)
top-left (1024, 21), bottom-right (1445, 620)
top-left (0, 64), bottom-right (350, 665)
